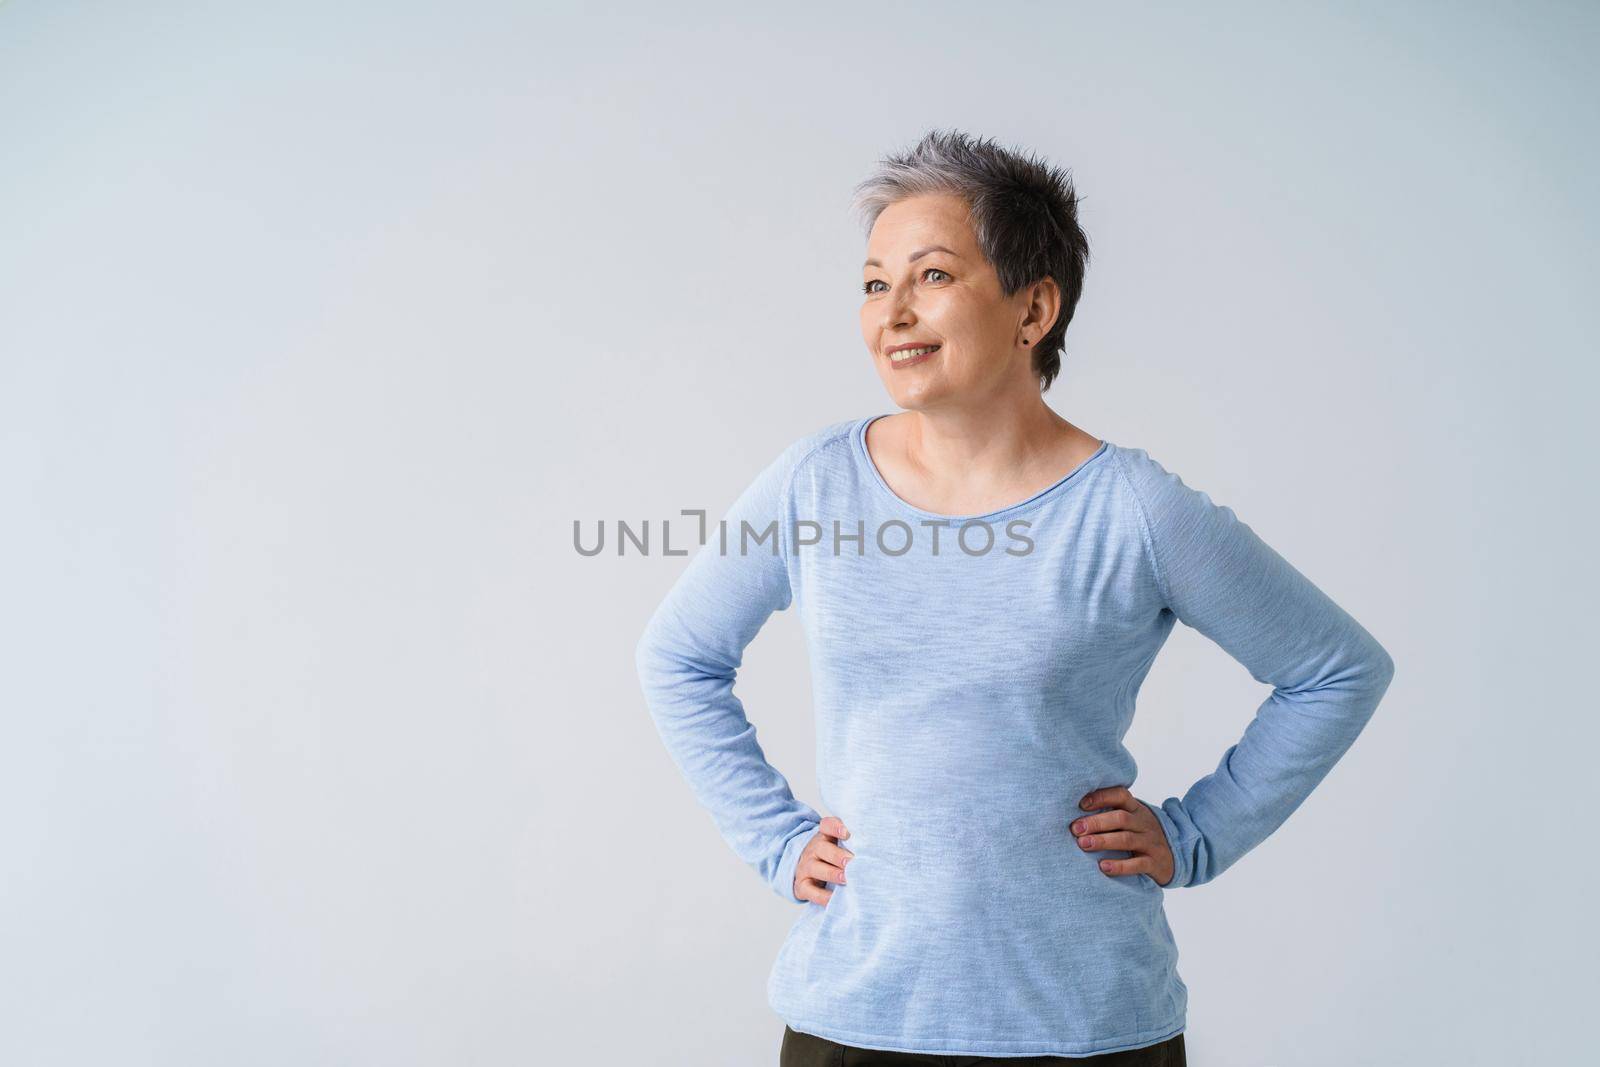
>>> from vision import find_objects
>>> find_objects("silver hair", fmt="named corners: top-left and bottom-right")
top-left (850, 129), bottom-right (1091, 393)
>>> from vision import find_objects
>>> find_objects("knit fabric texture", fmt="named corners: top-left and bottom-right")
top-left (635, 414), bottom-right (1395, 1057)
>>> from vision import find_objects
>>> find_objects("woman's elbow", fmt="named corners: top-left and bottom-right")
top-left (1372, 638), bottom-right (1396, 686)
top-left (635, 618), bottom-right (670, 690)
top-left (1361, 640), bottom-right (1396, 706)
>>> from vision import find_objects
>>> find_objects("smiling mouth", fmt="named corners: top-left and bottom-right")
top-left (888, 344), bottom-right (940, 364)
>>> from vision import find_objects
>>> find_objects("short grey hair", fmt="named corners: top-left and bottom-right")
top-left (850, 129), bottom-right (1091, 393)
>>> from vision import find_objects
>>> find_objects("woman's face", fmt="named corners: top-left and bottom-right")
top-left (860, 193), bottom-right (1042, 411)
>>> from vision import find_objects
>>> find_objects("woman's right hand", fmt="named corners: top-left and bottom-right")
top-left (793, 816), bottom-right (852, 905)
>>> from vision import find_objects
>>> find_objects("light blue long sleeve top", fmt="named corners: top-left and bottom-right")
top-left (634, 414), bottom-right (1395, 1058)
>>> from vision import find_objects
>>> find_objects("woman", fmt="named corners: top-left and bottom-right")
top-left (635, 129), bottom-right (1395, 1065)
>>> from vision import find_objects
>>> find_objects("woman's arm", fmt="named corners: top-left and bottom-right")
top-left (634, 441), bottom-right (822, 904)
top-left (1113, 446), bottom-right (1397, 889)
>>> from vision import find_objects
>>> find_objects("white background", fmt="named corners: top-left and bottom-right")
top-left (2, 2), bottom-right (1594, 1064)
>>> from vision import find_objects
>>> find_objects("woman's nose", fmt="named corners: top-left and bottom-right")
top-left (883, 298), bottom-right (915, 330)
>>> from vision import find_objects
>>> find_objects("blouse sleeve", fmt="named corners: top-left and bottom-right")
top-left (1114, 446), bottom-right (1396, 889)
top-left (633, 441), bottom-right (822, 904)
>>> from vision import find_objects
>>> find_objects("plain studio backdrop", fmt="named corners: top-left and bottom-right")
top-left (1, 2), bottom-right (1594, 1065)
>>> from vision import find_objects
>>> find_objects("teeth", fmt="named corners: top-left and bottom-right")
top-left (890, 345), bottom-right (938, 362)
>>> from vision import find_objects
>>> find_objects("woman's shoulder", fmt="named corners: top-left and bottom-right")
top-left (797, 415), bottom-right (864, 455)
top-left (1103, 438), bottom-right (1187, 495)
top-left (768, 415), bottom-right (866, 476)
top-left (727, 417), bottom-right (864, 508)
top-left (1102, 440), bottom-right (1245, 546)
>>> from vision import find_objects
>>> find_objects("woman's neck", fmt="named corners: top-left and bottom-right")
top-left (871, 400), bottom-right (1102, 516)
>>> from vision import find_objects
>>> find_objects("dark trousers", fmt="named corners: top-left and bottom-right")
top-left (780, 1025), bottom-right (1185, 1067)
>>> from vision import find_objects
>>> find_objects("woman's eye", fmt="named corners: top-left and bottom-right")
top-left (862, 268), bottom-right (950, 295)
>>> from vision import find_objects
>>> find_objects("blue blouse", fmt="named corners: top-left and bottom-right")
top-left (635, 415), bottom-right (1395, 1057)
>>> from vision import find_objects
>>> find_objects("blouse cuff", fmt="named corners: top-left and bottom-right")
top-left (770, 821), bottom-right (820, 904)
top-left (1147, 799), bottom-right (1192, 889)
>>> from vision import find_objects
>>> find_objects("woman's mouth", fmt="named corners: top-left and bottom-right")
top-left (887, 344), bottom-right (940, 368)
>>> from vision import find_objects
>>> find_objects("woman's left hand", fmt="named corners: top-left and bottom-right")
top-left (1072, 786), bottom-right (1175, 887)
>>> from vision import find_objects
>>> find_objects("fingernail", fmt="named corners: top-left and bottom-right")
top-left (1072, 821), bottom-right (1084, 834)
top-left (1100, 861), bottom-right (1112, 872)
top-left (1080, 836), bottom-right (1093, 848)
top-left (1081, 797), bottom-right (1093, 809)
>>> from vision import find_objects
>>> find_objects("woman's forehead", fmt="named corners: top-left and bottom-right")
top-left (867, 199), bottom-right (977, 256)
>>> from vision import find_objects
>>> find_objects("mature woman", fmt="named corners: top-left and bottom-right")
top-left (635, 129), bottom-right (1395, 1066)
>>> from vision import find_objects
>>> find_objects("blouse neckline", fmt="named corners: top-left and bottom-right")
top-left (852, 413), bottom-right (1113, 523)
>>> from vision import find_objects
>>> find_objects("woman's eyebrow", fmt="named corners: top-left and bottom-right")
top-left (863, 244), bottom-right (962, 269)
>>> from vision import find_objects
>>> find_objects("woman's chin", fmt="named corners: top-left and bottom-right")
top-left (880, 374), bottom-right (948, 409)
top-left (890, 387), bottom-right (950, 412)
